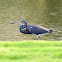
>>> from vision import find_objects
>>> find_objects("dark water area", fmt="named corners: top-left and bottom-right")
top-left (0, 0), bottom-right (62, 41)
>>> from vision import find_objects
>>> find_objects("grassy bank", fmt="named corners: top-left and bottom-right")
top-left (0, 41), bottom-right (62, 62)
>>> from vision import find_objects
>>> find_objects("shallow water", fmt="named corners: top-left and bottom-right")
top-left (0, 0), bottom-right (62, 41)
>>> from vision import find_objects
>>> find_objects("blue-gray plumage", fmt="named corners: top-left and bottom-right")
top-left (11, 19), bottom-right (52, 40)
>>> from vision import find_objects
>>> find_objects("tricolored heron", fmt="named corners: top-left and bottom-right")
top-left (11, 19), bottom-right (52, 40)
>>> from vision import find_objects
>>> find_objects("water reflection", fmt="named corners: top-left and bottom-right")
top-left (45, 0), bottom-right (62, 40)
top-left (0, 0), bottom-right (62, 41)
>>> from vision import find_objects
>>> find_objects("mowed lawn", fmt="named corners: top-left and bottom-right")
top-left (0, 41), bottom-right (62, 62)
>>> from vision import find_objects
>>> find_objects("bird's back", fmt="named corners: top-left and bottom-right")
top-left (27, 25), bottom-right (49, 35)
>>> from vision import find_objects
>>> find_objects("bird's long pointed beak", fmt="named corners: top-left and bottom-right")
top-left (11, 21), bottom-right (22, 24)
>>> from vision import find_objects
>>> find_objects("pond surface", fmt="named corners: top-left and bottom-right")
top-left (0, 0), bottom-right (62, 41)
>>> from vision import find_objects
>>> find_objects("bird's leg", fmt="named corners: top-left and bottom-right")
top-left (36, 36), bottom-right (39, 40)
top-left (38, 36), bottom-right (42, 40)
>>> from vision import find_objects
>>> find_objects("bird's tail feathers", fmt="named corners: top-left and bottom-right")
top-left (49, 30), bottom-right (53, 33)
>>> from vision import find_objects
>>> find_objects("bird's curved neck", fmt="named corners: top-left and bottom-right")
top-left (19, 21), bottom-right (27, 33)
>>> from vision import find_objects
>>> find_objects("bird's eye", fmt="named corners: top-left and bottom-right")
top-left (20, 21), bottom-right (22, 22)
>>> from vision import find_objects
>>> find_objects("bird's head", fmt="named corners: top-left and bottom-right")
top-left (11, 19), bottom-right (27, 24)
top-left (20, 19), bottom-right (27, 23)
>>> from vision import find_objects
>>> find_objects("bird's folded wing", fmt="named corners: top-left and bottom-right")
top-left (27, 25), bottom-right (48, 35)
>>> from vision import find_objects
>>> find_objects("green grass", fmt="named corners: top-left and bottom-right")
top-left (0, 41), bottom-right (62, 62)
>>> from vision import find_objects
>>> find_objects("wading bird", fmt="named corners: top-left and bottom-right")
top-left (11, 19), bottom-right (52, 40)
